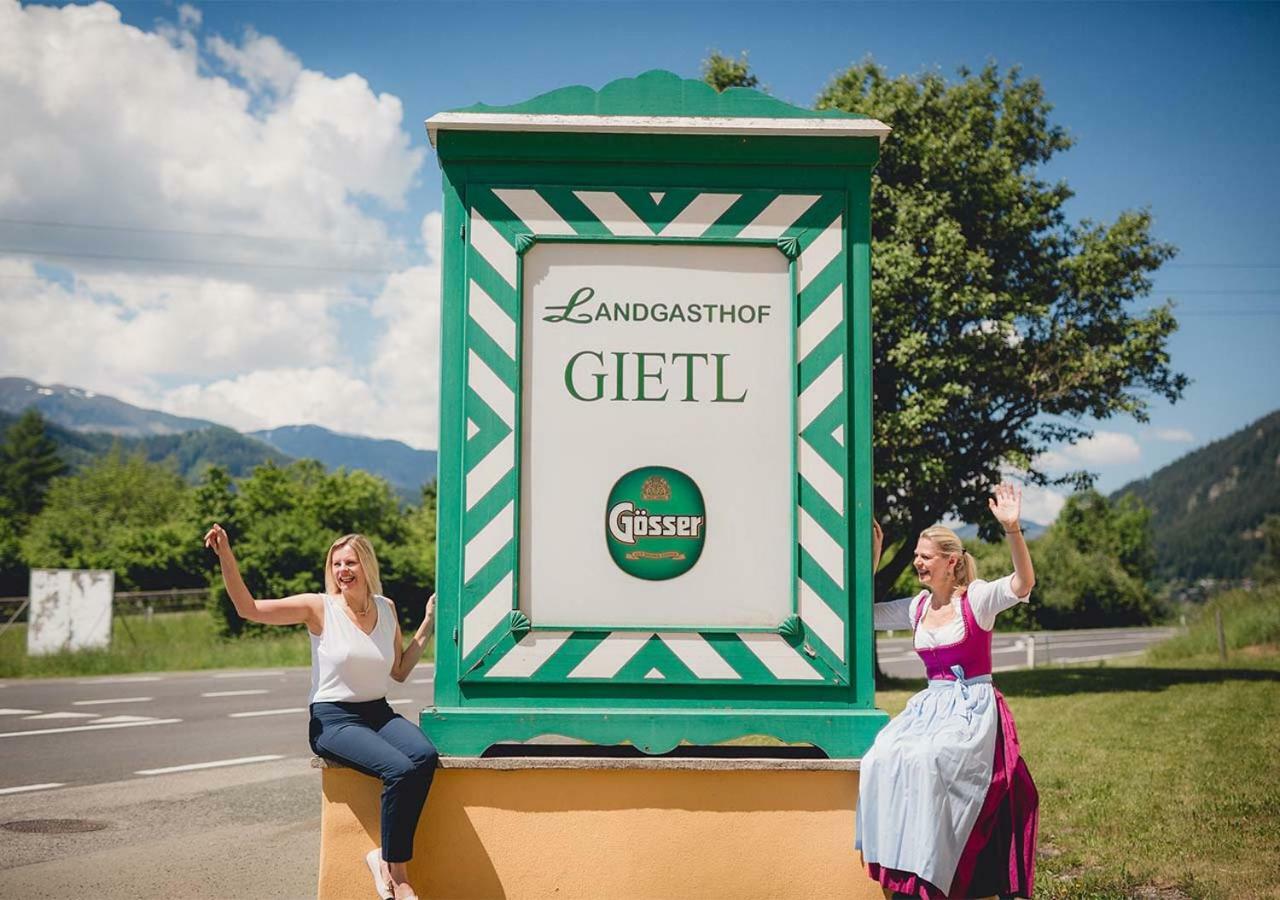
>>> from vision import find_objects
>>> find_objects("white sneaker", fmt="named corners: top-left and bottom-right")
top-left (365, 848), bottom-right (393, 900)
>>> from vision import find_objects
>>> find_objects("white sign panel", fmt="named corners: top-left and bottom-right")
top-left (519, 242), bottom-right (793, 629)
top-left (27, 569), bottom-right (114, 655)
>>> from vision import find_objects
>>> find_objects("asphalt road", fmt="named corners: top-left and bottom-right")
top-left (0, 627), bottom-right (1176, 793)
top-left (0, 627), bottom-right (1176, 898)
top-left (0, 667), bottom-right (438, 899)
top-left (876, 626), bottom-right (1179, 680)
top-left (0, 665), bottom-right (437, 791)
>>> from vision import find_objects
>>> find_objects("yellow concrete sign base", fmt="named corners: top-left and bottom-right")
top-left (317, 756), bottom-right (884, 899)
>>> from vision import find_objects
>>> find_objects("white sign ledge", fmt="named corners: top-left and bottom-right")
top-left (426, 112), bottom-right (891, 146)
top-left (312, 755), bottom-right (860, 772)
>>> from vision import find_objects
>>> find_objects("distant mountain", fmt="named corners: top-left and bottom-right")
top-left (954, 520), bottom-right (1047, 542)
top-left (0, 410), bottom-right (291, 480)
top-left (0, 377), bottom-right (437, 494)
top-left (0, 377), bottom-right (216, 435)
top-left (1114, 409), bottom-right (1280, 582)
top-left (251, 425), bottom-right (437, 495)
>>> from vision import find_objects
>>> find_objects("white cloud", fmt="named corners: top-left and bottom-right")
top-left (0, 258), bottom-right (340, 393)
top-left (367, 213), bottom-right (445, 447)
top-left (122, 211), bottom-right (445, 447)
top-left (207, 28), bottom-right (301, 97)
top-left (0, 1), bottom-right (448, 449)
top-left (421, 211), bottom-right (443, 263)
top-left (0, 0), bottom-right (422, 284)
top-left (1152, 427), bottom-right (1195, 443)
top-left (1020, 484), bottom-right (1067, 526)
top-left (159, 367), bottom-right (381, 434)
top-left (1037, 430), bottom-right (1142, 470)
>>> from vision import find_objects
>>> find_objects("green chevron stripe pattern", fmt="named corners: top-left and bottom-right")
top-left (457, 186), bottom-right (850, 686)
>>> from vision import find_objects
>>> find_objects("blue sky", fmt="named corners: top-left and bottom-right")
top-left (3, 1), bottom-right (1277, 523)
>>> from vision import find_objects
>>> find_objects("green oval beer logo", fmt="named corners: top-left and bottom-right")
top-left (605, 466), bottom-right (706, 580)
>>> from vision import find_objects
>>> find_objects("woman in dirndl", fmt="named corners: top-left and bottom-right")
top-left (858, 482), bottom-right (1039, 899)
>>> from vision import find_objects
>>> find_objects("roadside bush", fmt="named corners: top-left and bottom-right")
top-left (1149, 584), bottom-right (1280, 660)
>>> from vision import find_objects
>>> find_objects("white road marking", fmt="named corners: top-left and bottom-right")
top-left (228, 707), bottom-right (305, 718)
top-left (213, 671), bottom-right (284, 679)
top-left (411, 678), bottom-right (432, 685)
top-left (0, 718), bottom-right (182, 738)
top-left (94, 715), bottom-right (155, 724)
top-left (72, 696), bottom-right (153, 706)
top-left (0, 708), bottom-right (41, 716)
top-left (388, 698), bottom-right (415, 706)
top-left (201, 690), bottom-right (269, 698)
top-left (0, 782), bottom-right (66, 795)
top-left (23, 711), bottom-right (98, 720)
top-left (75, 676), bottom-right (162, 685)
top-left (135, 754), bottom-right (286, 776)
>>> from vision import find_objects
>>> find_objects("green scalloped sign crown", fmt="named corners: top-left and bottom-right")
top-left (449, 68), bottom-right (869, 122)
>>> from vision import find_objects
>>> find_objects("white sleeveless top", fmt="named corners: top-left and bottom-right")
top-left (309, 593), bottom-right (396, 704)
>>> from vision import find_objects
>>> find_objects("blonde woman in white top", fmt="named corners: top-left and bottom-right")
top-left (204, 525), bottom-right (436, 900)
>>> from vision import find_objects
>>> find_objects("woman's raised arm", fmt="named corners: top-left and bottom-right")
top-left (988, 483), bottom-right (1036, 599)
top-left (203, 524), bottom-right (323, 633)
top-left (391, 594), bottom-right (437, 683)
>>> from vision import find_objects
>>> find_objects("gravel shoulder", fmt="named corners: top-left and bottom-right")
top-left (0, 757), bottom-right (320, 899)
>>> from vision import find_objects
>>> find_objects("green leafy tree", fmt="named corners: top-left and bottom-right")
top-left (702, 51), bottom-right (759, 92)
top-left (700, 57), bottom-right (1185, 597)
top-left (380, 480), bottom-right (438, 625)
top-left (1027, 491), bottom-right (1160, 627)
top-left (1055, 490), bottom-right (1154, 583)
top-left (1254, 514), bottom-right (1280, 584)
top-left (21, 449), bottom-right (202, 591)
top-left (198, 460), bottom-right (433, 636)
top-left (0, 515), bottom-right (25, 597)
top-left (0, 410), bottom-right (72, 595)
top-left (0, 410), bottom-right (67, 520)
top-left (819, 62), bottom-right (1185, 598)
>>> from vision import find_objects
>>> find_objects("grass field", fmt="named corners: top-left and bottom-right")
top-left (3, 608), bottom-right (1276, 897)
top-left (877, 651), bottom-right (1280, 899)
top-left (1151, 584), bottom-right (1280, 662)
top-left (0, 610), bottom-right (435, 678)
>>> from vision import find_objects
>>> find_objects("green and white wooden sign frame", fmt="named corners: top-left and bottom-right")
top-left (424, 71), bottom-right (890, 757)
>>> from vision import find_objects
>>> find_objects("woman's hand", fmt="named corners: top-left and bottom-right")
top-left (203, 523), bottom-right (232, 558)
top-left (422, 593), bottom-right (437, 635)
top-left (991, 482), bottom-right (1035, 598)
top-left (988, 482), bottom-right (1023, 532)
top-left (393, 593), bottom-right (438, 682)
top-left (871, 519), bottom-right (884, 571)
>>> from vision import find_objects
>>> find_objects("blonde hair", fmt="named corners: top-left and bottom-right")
top-left (323, 534), bottom-right (383, 599)
top-left (919, 525), bottom-right (978, 587)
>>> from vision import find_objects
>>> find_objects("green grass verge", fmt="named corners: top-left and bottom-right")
top-left (877, 653), bottom-right (1280, 899)
top-left (1151, 584), bottom-right (1280, 661)
top-left (0, 610), bottom-right (435, 678)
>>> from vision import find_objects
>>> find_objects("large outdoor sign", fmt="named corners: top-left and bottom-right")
top-left (522, 241), bottom-right (792, 629)
top-left (425, 71), bottom-right (890, 757)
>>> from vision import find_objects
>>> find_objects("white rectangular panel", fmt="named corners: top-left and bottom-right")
top-left (519, 242), bottom-right (793, 629)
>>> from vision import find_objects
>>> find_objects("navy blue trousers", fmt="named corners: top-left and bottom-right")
top-left (309, 698), bottom-right (439, 863)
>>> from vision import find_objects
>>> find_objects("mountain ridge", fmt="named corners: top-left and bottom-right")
top-left (0, 377), bottom-right (437, 494)
top-left (1112, 408), bottom-right (1280, 581)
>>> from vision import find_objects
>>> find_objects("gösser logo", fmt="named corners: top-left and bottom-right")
top-left (605, 466), bottom-right (706, 581)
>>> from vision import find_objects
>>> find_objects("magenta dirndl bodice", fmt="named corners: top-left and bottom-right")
top-left (911, 589), bottom-right (993, 681)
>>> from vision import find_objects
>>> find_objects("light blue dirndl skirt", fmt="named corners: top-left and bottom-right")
top-left (855, 667), bottom-right (999, 895)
